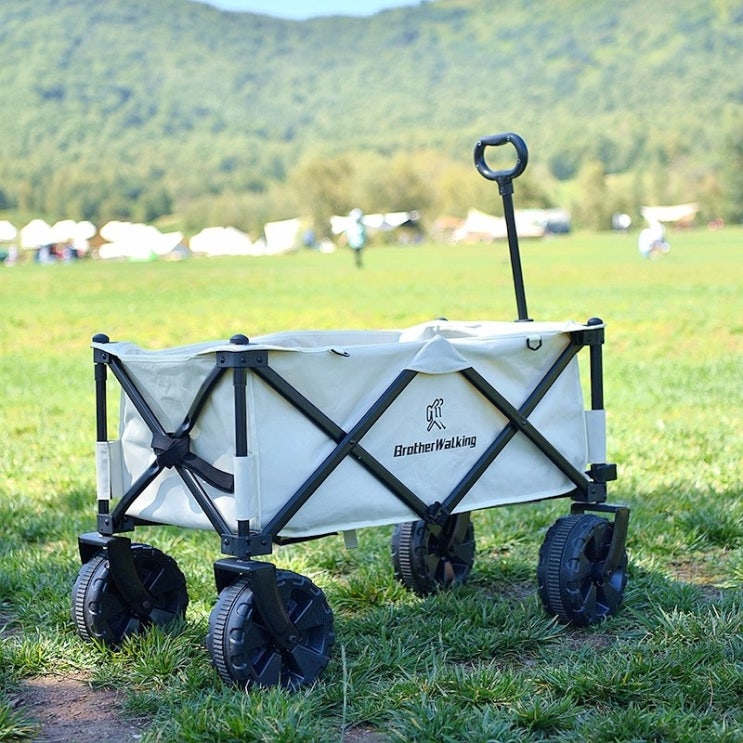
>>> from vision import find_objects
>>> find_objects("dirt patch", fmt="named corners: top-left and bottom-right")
top-left (16, 677), bottom-right (388, 742)
top-left (0, 611), bottom-right (21, 637)
top-left (17, 676), bottom-right (146, 743)
top-left (668, 559), bottom-right (727, 598)
top-left (342, 728), bottom-right (390, 742)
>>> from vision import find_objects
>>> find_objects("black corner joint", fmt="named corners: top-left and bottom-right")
top-left (96, 512), bottom-right (135, 536)
top-left (93, 349), bottom-right (111, 365)
top-left (79, 531), bottom-right (116, 563)
top-left (572, 317), bottom-right (605, 347)
top-left (92, 333), bottom-right (111, 364)
top-left (588, 462), bottom-right (618, 483)
top-left (220, 531), bottom-right (273, 559)
top-left (570, 482), bottom-right (608, 504)
top-left (94, 349), bottom-right (110, 365)
top-left (570, 503), bottom-right (630, 577)
top-left (217, 346), bottom-right (267, 369)
top-left (77, 533), bottom-right (155, 617)
top-left (569, 463), bottom-right (618, 508)
top-left (425, 501), bottom-right (451, 526)
top-left (213, 558), bottom-right (300, 651)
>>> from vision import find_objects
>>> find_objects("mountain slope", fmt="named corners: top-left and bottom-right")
top-left (0, 0), bottom-right (740, 224)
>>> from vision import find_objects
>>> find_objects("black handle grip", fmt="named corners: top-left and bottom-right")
top-left (473, 132), bottom-right (531, 321)
top-left (473, 132), bottom-right (528, 189)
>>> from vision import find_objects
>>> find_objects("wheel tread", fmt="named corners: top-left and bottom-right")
top-left (391, 514), bottom-right (475, 597)
top-left (207, 578), bottom-right (251, 686)
top-left (70, 543), bottom-right (188, 647)
top-left (206, 571), bottom-right (334, 689)
top-left (71, 554), bottom-right (106, 641)
top-left (537, 513), bottom-right (627, 626)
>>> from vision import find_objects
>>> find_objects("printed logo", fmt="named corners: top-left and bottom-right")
top-left (426, 397), bottom-right (446, 431)
top-left (393, 435), bottom-right (477, 458)
top-left (392, 397), bottom-right (477, 458)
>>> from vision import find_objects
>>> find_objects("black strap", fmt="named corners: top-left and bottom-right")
top-left (152, 431), bottom-right (234, 492)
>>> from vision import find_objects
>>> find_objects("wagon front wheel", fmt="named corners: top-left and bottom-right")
top-left (71, 543), bottom-right (189, 647)
top-left (206, 569), bottom-right (335, 689)
top-left (391, 512), bottom-right (475, 596)
top-left (537, 514), bottom-right (627, 626)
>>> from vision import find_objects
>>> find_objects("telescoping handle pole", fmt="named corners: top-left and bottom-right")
top-left (474, 132), bottom-right (531, 321)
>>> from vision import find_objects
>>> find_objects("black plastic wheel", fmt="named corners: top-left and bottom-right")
top-left (206, 569), bottom-right (335, 689)
top-left (537, 514), bottom-right (628, 626)
top-left (71, 544), bottom-right (188, 647)
top-left (391, 512), bottom-right (475, 596)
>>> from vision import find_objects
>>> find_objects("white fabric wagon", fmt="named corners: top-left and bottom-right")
top-left (74, 133), bottom-right (630, 692)
top-left (95, 318), bottom-right (605, 540)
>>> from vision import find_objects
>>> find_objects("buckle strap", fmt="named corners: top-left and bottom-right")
top-left (152, 432), bottom-right (234, 492)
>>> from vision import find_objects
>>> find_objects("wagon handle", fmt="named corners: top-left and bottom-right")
top-left (474, 132), bottom-right (531, 321)
top-left (473, 132), bottom-right (528, 194)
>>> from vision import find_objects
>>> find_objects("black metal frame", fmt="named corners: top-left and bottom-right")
top-left (80, 317), bottom-right (624, 578)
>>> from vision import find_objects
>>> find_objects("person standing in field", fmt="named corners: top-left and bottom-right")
top-left (637, 221), bottom-right (670, 259)
top-left (345, 208), bottom-right (367, 268)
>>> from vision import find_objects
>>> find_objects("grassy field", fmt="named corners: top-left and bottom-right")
top-left (1, 227), bottom-right (741, 742)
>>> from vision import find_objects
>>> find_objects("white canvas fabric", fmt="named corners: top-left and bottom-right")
top-left (95, 320), bottom-right (597, 538)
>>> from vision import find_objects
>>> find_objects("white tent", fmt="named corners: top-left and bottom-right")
top-left (99, 220), bottom-right (135, 243)
top-left (454, 208), bottom-right (507, 240)
top-left (49, 219), bottom-right (98, 253)
top-left (189, 226), bottom-right (255, 257)
top-left (99, 222), bottom-right (156, 260)
top-left (641, 203), bottom-right (699, 226)
top-left (71, 221), bottom-right (97, 254)
top-left (45, 218), bottom-right (98, 256)
top-left (76, 221), bottom-right (97, 240)
top-left (330, 215), bottom-right (350, 236)
top-left (516, 208), bottom-right (571, 234)
top-left (98, 240), bottom-right (151, 261)
top-left (153, 231), bottom-right (184, 257)
top-left (262, 217), bottom-right (301, 255)
top-left (98, 221), bottom-right (184, 261)
top-left (50, 219), bottom-right (78, 242)
top-left (453, 208), bottom-right (546, 242)
top-left (330, 211), bottom-right (418, 235)
top-left (0, 220), bottom-right (18, 242)
top-left (20, 218), bottom-right (55, 248)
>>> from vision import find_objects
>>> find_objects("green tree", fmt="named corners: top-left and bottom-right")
top-left (354, 152), bottom-right (432, 215)
top-left (572, 160), bottom-right (611, 231)
top-left (721, 119), bottom-right (743, 223)
top-left (134, 183), bottom-right (173, 223)
top-left (291, 154), bottom-right (355, 236)
top-left (0, 185), bottom-right (13, 210)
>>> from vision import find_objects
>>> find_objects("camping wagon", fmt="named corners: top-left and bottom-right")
top-left (72, 134), bottom-right (630, 689)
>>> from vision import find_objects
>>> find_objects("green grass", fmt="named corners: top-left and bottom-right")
top-left (1, 228), bottom-right (741, 741)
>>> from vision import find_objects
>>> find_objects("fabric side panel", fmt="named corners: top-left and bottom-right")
top-left (585, 409), bottom-right (607, 463)
top-left (95, 441), bottom-right (111, 501)
top-left (233, 453), bottom-right (260, 528)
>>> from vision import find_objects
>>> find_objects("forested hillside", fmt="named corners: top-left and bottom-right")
top-left (0, 0), bottom-right (741, 233)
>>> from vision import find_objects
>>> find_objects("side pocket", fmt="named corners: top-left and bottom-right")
top-left (234, 452), bottom-right (261, 530)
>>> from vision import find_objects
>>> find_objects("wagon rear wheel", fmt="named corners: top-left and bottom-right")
top-left (537, 514), bottom-right (627, 626)
top-left (391, 512), bottom-right (475, 596)
top-left (206, 569), bottom-right (335, 689)
top-left (71, 544), bottom-right (188, 647)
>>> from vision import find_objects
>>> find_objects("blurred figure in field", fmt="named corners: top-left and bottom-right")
top-left (638, 221), bottom-right (670, 259)
top-left (345, 208), bottom-right (367, 268)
